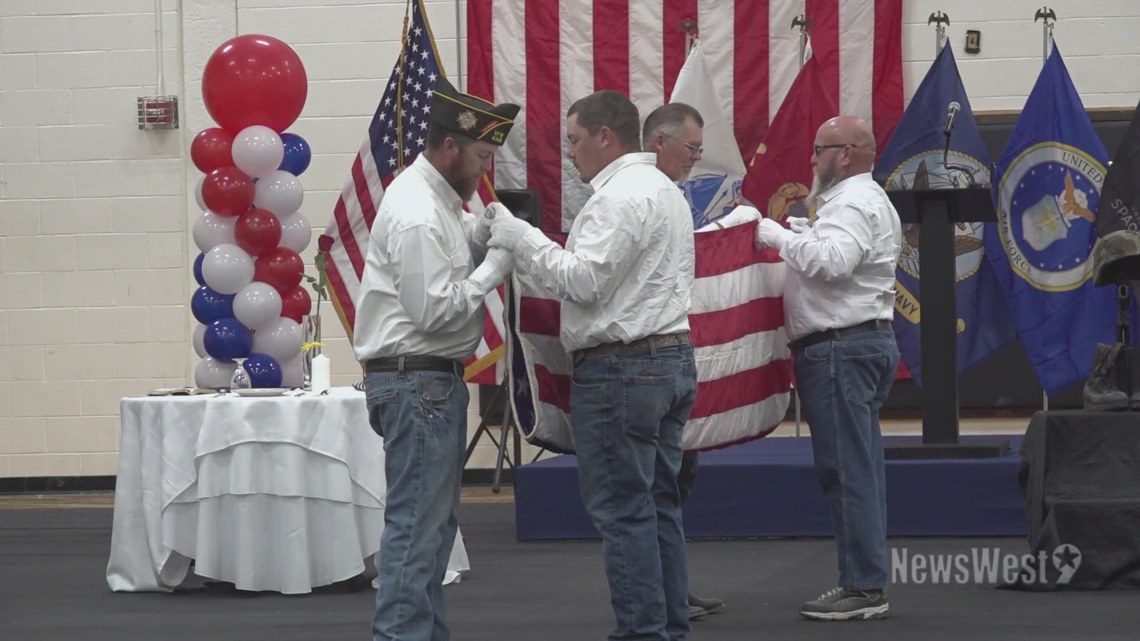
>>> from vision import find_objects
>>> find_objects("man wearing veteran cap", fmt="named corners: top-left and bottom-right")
top-left (353, 75), bottom-right (519, 641)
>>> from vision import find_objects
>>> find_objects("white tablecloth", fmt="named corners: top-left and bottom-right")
top-left (106, 387), bottom-right (470, 594)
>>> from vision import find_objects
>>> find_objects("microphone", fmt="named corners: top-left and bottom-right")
top-left (942, 101), bottom-right (960, 163)
top-left (943, 101), bottom-right (961, 137)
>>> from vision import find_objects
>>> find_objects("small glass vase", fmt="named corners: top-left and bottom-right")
top-left (302, 314), bottom-right (321, 391)
top-left (230, 357), bottom-right (251, 392)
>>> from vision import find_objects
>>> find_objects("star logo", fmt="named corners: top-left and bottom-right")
top-left (1052, 543), bottom-right (1082, 584)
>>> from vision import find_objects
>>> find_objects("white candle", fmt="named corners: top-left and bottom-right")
top-left (311, 354), bottom-right (331, 393)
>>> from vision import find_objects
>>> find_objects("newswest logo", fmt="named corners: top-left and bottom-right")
top-left (891, 544), bottom-right (1081, 585)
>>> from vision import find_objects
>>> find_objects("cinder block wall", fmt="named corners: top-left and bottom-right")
top-left (0, 0), bottom-right (1136, 478)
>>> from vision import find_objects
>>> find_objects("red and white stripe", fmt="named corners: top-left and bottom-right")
top-left (508, 219), bottom-right (791, 452)
top-left (467, 0), bottom-right (903, 233)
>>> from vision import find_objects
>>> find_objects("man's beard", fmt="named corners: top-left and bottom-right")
top-left (809, 164), bottom-right (839, 201)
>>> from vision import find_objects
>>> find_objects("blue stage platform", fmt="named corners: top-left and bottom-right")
top-left (514, 435), bottom-right (1026, 540)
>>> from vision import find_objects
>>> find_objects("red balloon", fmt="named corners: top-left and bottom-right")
top-left (202, 34), bottom-right (308, 134)
top-left (234, 208), bottom-right (283, 256)
top-left (280, 285), bottom-right (313, 323)
top-left (191, 128), bottom-right (234, 173)
top-left (201, 166), bottom-right (255, 217)
top-left (254, 247), bottom-right (305, 294)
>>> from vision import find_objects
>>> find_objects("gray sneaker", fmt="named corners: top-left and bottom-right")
top-left (800, 586), bottom-right (889, 621)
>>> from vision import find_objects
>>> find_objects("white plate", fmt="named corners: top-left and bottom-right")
top-left (234, 388), bottom-right (289, 397)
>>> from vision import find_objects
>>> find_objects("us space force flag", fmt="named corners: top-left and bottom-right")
top-left (873, 45), bottom-right (1015, 385)
top-left (1097, 97), bottom-right (1140, 237)
top-left (984, 46), bottom-right (1116, 395)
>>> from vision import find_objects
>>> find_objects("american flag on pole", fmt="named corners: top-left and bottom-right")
top-left (467, 0), bottom-right (903, 233)
top-left (320, 0), bottom-right (504, 384)
top-left (507, 214), bottom-right (792, 453)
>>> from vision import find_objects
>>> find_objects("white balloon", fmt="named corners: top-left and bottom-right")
top-left (232, 125), bottom-right (285, 179)
top-left (194, 176), bottom-right (207, 211)
top-left (192, 323), bottom-right (208, 358)
top-left (253, 170), bottom-right (304, 218)
top-left (251, 316), bottom-right (304, 363)
top-left (202, 243), bottom-right (254, 295)
top-left (233, 281), bottom-right (283, 330)
top-left (192, 211), bottom-right (236, 252)
top-left (277, 211), bottom-right (312, 253)
top-left (280, 353), bottom-right (305, 389)
top-left (195, 356), bottom-right (237, 389)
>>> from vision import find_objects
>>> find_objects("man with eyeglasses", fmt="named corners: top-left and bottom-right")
top-left (641, 102), bottom-right (726, 623)
top-left (754, 115), bottom-right (902, 621)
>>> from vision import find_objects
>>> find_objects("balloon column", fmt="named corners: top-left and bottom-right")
top-left (191, 35), bottom-right (313, 389)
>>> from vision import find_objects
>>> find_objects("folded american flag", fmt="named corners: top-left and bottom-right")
top-left (506, 216), bottom-right (791, 453)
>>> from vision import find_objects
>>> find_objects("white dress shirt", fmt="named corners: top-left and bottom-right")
top-left (514, 153), bottom-right (695, 352)
top-left (353, 156), bottom-right (490, 362)
top-left (779, 172), bottom-right (902, 342)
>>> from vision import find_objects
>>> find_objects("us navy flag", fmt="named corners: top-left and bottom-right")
top-left (873, 45), bottom-right (1015, 384)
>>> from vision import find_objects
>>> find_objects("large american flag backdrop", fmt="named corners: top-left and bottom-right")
top-left (467, 0), bottom-right (904, 233)
top-left (467, 0), bottom-right (904, 452)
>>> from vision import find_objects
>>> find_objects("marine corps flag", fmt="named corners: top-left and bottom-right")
top-left (742, 56), bottom-right (837, 222)
top-left (873, 44), bottom-right (1015, 384)
top-left (984, 46), bottom-right (1116, 395)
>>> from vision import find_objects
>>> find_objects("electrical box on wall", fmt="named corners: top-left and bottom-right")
top-left (965, 30), bottom-right (981, 54)
top-left (137, 95), bottom-right (179, 130)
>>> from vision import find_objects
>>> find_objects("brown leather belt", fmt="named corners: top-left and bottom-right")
top-left (788, 319), bottom-right (892, 351)
top-left (363, 356), bottom-right (463, 376)
top-left (572, 332), bottom-right (691, 366)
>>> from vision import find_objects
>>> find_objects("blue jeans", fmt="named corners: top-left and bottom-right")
top-left (792, 328), bottom-right (898, 591)
top-left (570, 343), bottom-right (697, 641)
top-left (364, 369), bottom-right (469, 641)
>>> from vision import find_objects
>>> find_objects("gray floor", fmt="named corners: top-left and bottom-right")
top-left (0, 501), bottom-right (1134, 641)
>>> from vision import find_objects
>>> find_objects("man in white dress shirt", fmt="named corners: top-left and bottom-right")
top-left (755, 115), bottom-right (902, 621)
top-left (353, 77), bottom-right (518, 641)
top-left (489, 90), bottom-right (698, 641)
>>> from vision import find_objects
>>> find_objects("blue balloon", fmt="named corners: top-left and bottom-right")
top-left (193, 252), bottom-right (206, 286)
top-left (191, 286), bottom-right (235, 324)
top-left (278, 133), bottom-right (311, 176)
top-left (244, 352), bottom-right (283, 387)
top-left (203, 318), bottom-right (253, 361)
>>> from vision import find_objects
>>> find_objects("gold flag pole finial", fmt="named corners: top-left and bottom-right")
top-left (927, 11), bottom-right (950, 56)
top-left (678, 19), bottom-right (698, 57)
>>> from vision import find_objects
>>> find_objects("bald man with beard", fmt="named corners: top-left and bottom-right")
top-left (754, 115), bottom-right (902, 622)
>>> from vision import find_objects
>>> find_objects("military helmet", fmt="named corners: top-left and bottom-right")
top-left (1092, 229), bottom-right (1140, 287)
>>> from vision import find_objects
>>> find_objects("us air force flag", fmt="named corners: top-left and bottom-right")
top-left (984, 46), bottom-right (1116, 395)
top-left (669, 40), bottom-right (746, 229)
top-left (873, 45), bottom-right (1015, 385)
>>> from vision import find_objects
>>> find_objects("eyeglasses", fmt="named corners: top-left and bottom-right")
top-left (665, 134), bottom-right (703, 155)
top-left (814, 143), bottom-right (855, 157)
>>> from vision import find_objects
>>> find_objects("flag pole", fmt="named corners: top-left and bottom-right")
top-left (789, 14), bottom-right (813, 437)
top-left (792, 14), bottom-right (812, 68)
top-left (1035, 7), bottom-right (1056, 64)
top-left (454, 0), bottom-right (464, 90)
top-left (928, 11), bottom-right (949, 56)
top-left (1035, 6), bottom-right (1057, 411)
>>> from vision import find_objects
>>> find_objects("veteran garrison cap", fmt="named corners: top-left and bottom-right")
top-left (431, 76), bottom-right (520, 146)
top-left (1092, 229), bottom-right (1140, 287)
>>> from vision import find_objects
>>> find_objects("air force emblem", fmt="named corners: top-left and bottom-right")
top-left (997, 143), bottom-right (1105, 292)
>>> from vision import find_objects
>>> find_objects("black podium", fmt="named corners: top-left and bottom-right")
top-left (885, 187), bottom-right (1009, 459)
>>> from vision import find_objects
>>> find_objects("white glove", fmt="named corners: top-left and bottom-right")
top-left (488, 215), bottom-right (537, 253)
top-left (468, 247), bottom-right (515, 294)
top-left (755, 217), bottom-right (794, 250)
top-left (474, 202), bottom-right (513, 248)
top-left (787, 216), bottom-right (811, 234)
